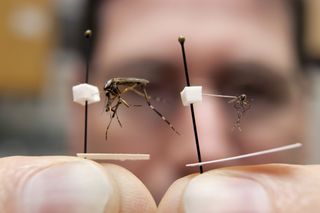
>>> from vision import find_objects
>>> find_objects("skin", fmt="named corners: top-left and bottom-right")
top-left (158, 164), bottom-right (320, 213)
top-left (1, 158), bottom-right (320, 212)
top-left (1, 0), bottom-right (317, 212)
top-left (0, 156), bottom-right (157, 213)
top-left (71, 0), bottom-right (308, 201)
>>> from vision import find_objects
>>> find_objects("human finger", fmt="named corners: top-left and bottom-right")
top-left (158, 164), bottom-right (320, 213)
top-left (0, 156), bottom-right (156, 213)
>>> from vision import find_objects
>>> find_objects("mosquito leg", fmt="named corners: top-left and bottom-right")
top-left (121, 85), bottom-right (150, 104)
top-left (142, 88), bottom-right (180, 135)
top-left (121, 83), bottom-right (139, 95)
top-left (115, 111), bottom-right (122, 127)
top-left (106, 100), bottom-right (122, 140)
top-left (131, 88), bottom-right (151, 99)
top-left (119, 96), bottom-right (142, 107)
top-left (111, 103), bottom-right (123, 128)
top-left (119, 97), bottom-right (130, 107)
top-left (122, 83), bottom-right (151, 100)
top-left (132, 88), bottom-right (166, 104)
top-left (232, 110), bottom-right (242, 132)
top-left (234, 118), bottom-right (242, 132)
top-left (106, 115), bottom-right (114, 140)
top-left (242, 101), bottom-right (251, 113)
top-left (230, 96), bottom-right (251, 132)
top-left (112, 96), bottom-right (139, 128)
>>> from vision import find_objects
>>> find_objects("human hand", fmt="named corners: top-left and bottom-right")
top-left (2, 157), bottom-right (319, 213)
top-left (0, 156), bottom-right (156, 213)
top-left (158, 164), bottom-right (320, 213)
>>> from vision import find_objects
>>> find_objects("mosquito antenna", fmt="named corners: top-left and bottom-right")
top-left (178, 36), bottom-right (203, 173)
top-left (83, 29), bottom-right (92, 153)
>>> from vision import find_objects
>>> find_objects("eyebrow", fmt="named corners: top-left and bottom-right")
top-left (103, 59), bottom-right (294, 95)
top-left (104, 59), bottom-right (179, 82)
top-left (214, 62), bottom-right (293, 100)
top-left (215, 62), bottom-right (292, 85)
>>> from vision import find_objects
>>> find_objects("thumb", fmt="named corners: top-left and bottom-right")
top-left (158, 164), bottom-right (320, 213)
top-left (0, 156), bottom-right (156, 213)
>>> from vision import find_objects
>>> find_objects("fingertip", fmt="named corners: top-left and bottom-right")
top-left (0, 156), bottom-right (158, 213)
top-left (0, 156), bottom-right (119, 213)
top-left (183, 172), bottom-right (272, 213)
top-left (18, 159), bottom-right (118, 213)
top-left (160, 164), bottom-right (320, 213)
top-left (158, 174), bottom-right (197, 213)
top-left (101, 164), bottom-right (157, 213)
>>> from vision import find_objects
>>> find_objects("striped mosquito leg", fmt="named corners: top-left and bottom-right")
top-left (114, 111), bottom-right (122, 127)
top-left (105, 115), bottom-right (114, 140)
top-left (143, 88), bottom-right (180, 135)
top-left (106, 100), bottom-right (122, 140)
top-left (132, 88), bottom-right (167, 104)
top-left (232, 119), bottom-right (242, 132)
top-left (121, 83), bottom-right (138, 95)
top-left (232, 111), bottom-right (242, 132)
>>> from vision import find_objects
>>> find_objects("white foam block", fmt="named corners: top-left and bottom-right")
top-left (180, 86), bottom-right (202, 106)
top-left (72, 83), bottom-right (100, 105)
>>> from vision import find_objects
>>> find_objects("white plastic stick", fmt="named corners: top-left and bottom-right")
top-left (203, 93), bottom-right (237, 99)
top-left (77, 153), bottom-right (150, 161)
top-left (186, 143), bottom-right (302, 167)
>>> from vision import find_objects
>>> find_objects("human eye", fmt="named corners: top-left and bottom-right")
top-left (215, 63), bottom-right (292, 119)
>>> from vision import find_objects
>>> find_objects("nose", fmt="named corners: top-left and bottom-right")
top-left (174, 94), bottom-right (237, 168)
top-left (195, 97), bottom-right (235, 160)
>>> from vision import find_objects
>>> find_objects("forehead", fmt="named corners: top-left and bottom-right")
top-left (94, 0), bottom-right (295, 73)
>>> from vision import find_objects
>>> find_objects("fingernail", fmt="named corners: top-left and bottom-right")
top-left (19, 161), bottom-right (113, 213)
top-left (183, 174), bottom-right (272, 213)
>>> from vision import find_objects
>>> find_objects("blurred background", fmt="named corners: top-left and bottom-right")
top-left (1, 0), bottom-right (320, 163)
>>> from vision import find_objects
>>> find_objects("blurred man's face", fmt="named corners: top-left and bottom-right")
top-left (77, 0), bottom-right (307, 200)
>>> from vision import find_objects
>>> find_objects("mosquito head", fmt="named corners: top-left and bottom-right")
top-left (104, 79), bottom-right (112, 91)
top-left (240, 94), bottom-right (247, 101)
top-left (104, 80), bottom-right (119, 96)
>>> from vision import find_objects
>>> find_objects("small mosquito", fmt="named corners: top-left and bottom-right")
top-left (103, 77), bottom-right (180, 139)
top-left (228, 94), bottom-right (251, 131)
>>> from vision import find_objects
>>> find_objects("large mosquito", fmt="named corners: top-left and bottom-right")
top-left (103, 77), bottom-right (180, 139)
